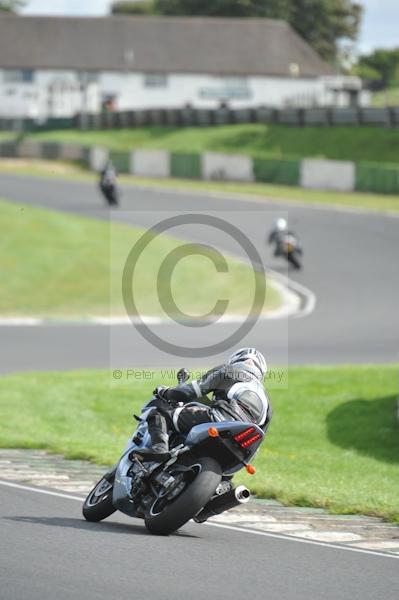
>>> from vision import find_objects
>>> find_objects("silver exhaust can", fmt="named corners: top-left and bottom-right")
top-left (194, 485), bottom-right (251, 523)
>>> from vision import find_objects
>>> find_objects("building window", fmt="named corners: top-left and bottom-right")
top-left (3, 69), bottom-right (35, 83)
top-left (224, 77), bottom-right (248, 89)
top-left (199, 77), bottom-right (251, 101)
top-left (143, 73), bottom-right (168, 88)
top-left (78, 72), bottom-right (98, 85)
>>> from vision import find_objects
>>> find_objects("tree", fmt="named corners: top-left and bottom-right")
top-left (288, 0), bottom-right (362, 63)
top-left (0, 0), bottom-right (25, 12)
top-left (154, 0), bottom-right (288, 18)
top-left (356, 48), bottom-right (399, 89)
top-left (111, 1), bottom-right (156, 15)
top-left (111, 0), bottom-right (362, 63)
top-left (351, 63), bottom-right (382, 86)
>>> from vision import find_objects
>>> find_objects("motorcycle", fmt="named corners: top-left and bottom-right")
top-left (279, 233), bottom-right (303, 269)
top-left (82, 369), bottom-right (264, 535)
top-left (99, 162), bottom-right (119, 207)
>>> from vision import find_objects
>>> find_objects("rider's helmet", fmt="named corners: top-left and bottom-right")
top-left (228, 347), bottom-right (267, 381)
top-left (274, 217), bottom-right (287, 232)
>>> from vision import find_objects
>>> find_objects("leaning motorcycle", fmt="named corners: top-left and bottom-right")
top-left (82, 369), bottom-right (264, 535)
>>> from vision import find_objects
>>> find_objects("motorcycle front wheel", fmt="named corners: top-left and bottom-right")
top-left (82, 476), bottom-right (116, 522)
top-left (145, 456), bottom-right (222, 535)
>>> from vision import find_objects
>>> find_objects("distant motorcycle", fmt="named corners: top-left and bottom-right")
top-left (82, 369), bottom-right (264, 535)
top-left (99, 161), bottom-right (119, 207)
top-left (268, 218), bottom-right (303, 270)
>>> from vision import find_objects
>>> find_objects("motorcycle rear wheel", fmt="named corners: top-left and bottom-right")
top-left (145, 456), bottom-right (222, 535)
top-left (288, 252), bottom-right (301, 269)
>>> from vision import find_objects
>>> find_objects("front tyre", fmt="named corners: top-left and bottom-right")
top-left (83, 476), bottom-right (116, 522)
top-left (288, 251), bottom-right (301, 269)
top-left (145, 457), bottom-right (222, 536)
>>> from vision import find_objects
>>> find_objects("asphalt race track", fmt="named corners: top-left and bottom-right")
top-left (1, 174), bottom-right (399, 599)
top-left (1, 483), bottom-right (398, 600)
top-left (1, 173), bottom-right (399, 372)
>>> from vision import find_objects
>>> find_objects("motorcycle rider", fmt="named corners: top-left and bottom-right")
top-left (268, 217), bottom-right (293, 256)
top-left (134, 347), bottom-right (272, 461)
top-left (99, 160), bottom-right (118, 206)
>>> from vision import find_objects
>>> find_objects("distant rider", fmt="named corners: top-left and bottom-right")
top-left (268, 217), bottom-right (300, 257)
top-left (134, 348), bottom-right (272, 461)
top-left (99, 160), bottom-right (118, 206)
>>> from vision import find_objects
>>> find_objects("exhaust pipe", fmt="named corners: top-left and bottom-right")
top-left (194, 485), bottom-right (251, 523)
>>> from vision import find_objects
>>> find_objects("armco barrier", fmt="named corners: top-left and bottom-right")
top-left (392, 108), bottom-right (399, 126)
top-left (330, 108), bottom-right (359, 126)
top-left (36, 117), bottom-right (75, 131)
top-left (133, 110), bottom-right (149, 127)
top-left (253, 158), bottom-right (300, 186)
top-left (277, 109), bottom-right (303, 125)
top-left (356, 163), bottom-right (399, 195)
top-left (361, 108), bottom-right (391, 126)
top-left (2, 107), bottom-right (399, 132)
top-left (303, 108), bottom-right (330, 126)
top-left (170, 152), bottom-right (202, 179)
top-left (0, 141), bottom-right (19, 157)
top-left (164, 109), bottom-right (180, 127)
top-left (213, 108), bottom-right (231, 126)
top-left (89, 147), bottom-right (109, 172)
top-left (196, 110), bottom-right (214, 127)
top-left (231, 109), bottom-right (253, 124)
top-left (58, 144), bottom-right (86, 162)
top-left (41, 142), bottom-right (62, 161)
top-left (109, 150), bottom-right (130, 174)
top-left (255, 107), bottom-right (277, 124)
top-left (18, 140), bottom-right (42, 159)
top-left (147, 109), bottom-right (164, 127)
top-left (202, 152), bottom-right (254, 181)
top-left (0, 140), bottom-right (398, 196)
top-left (132, 149), bottom-right (170, 178)
top-left (301, 159), bottom-right (356, 192)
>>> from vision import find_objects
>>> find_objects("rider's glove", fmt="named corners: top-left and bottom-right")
top-left (153, 385), bottom-right (170, 400)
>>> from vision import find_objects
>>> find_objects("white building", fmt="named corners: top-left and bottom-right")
top-left (0, 15), bottom-right (365, 120)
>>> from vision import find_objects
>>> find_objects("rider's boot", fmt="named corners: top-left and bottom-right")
top-left (133, 412), bottom-right (170, 461)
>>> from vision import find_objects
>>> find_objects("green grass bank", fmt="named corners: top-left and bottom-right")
top-left (4, 124), bottom-right (399, 164)
top-left (0, 198), bottom-right (280, 317)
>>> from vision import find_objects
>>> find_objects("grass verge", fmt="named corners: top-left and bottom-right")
top-left (0, 197), bottom-right (280, 317)
top-left (371, 87), bottom-right (399, 108)
top-left (0, 159), bottom-right (398, 214)
top-left (4, 124), bottom-right (399, 164)
top-left (0, 365), bottom-right (398, 522)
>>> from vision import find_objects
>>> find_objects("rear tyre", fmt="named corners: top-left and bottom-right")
top-left (288, 252), bottom-right (301, 269)
top-left (82, 476), bottom-right (116, 522)
top-left (145, 457), bottom-right (222, 535)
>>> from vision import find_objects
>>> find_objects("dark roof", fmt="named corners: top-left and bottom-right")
top-left (0, 16), bottom-right (334, 78)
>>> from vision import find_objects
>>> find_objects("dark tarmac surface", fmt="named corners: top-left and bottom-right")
top-left (1, 483), bottom-right (398, 600)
